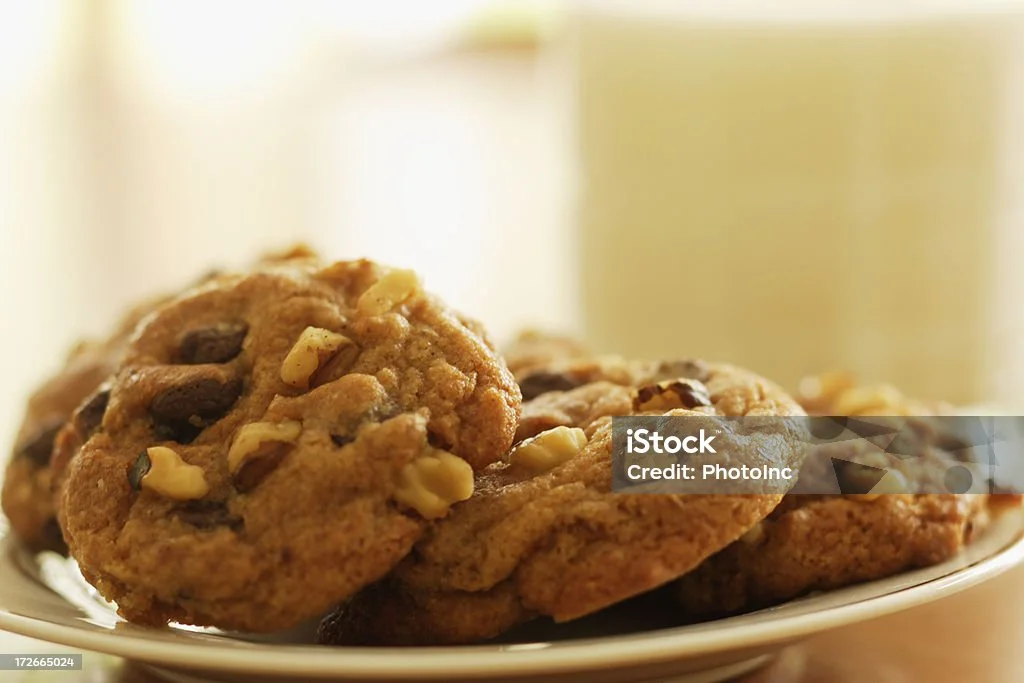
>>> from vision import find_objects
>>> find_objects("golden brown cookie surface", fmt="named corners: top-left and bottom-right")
top-left (60, 259), bottom-right (520, 632)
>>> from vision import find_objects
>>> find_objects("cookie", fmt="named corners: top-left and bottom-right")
top-left (503, 330), bottom-right (591, 379)
top-left (1, 297), bottom-right (160, 552)
top-left (59, 258), bottom-right (521, 632)
top-left (673, 376), bottom-right (1008, 616)
top-left (317, 360), bottom-right (805, 645)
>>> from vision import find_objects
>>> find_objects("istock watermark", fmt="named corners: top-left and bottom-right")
top-left (625, 427), bottom-right (718, 454)
top-left (611, 415), bottom-right (1024, 495)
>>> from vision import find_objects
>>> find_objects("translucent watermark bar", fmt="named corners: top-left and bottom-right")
top-left (611, 415), bottom-right (1024, 495)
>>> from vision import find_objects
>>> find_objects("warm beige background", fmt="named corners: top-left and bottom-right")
top-left (0, 1), bottom-right (573, 447)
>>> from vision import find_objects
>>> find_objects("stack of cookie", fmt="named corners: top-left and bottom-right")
top-left (0, 248), bottom-right (1013, 643)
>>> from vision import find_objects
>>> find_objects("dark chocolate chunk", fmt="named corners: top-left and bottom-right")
top-left (73, 386), bottom-right (110, 439)
top-left (153, 421), bottom-right (203, 445)
top-left (179, 323), bottom-right (248, 365)
top-left (172, 499), bottom-right (243, 532)
top-left (518, 371), bottom-right (585, 401)
top-left (150, 376), bottom-right (241, 442)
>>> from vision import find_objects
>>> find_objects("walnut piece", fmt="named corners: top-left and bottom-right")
top-left (227, 421), bottom-right (302, 475)
top-left (357, 269), bottom-right (420, 316)
top-left (393, 448), bottom-right (473, 519)
top-left (280, 327), bottom-right (356, 391)
top-left (136, 446), bottom-right (209, 501)
top-left (509, 426), bottom-right (587, 474)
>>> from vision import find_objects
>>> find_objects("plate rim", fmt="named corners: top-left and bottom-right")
top-left (1, 508), bottom-right (1022, 679)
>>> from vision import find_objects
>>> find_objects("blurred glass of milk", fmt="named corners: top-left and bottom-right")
top-left (572, 0), bottom-right (1024, 405)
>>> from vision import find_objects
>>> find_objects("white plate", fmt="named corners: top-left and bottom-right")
top-left (1, 508), bottom-right (1022, 683)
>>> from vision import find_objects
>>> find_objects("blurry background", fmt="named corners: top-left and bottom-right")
top-left (0, 0), bottom-right (569, 441)
top-left (2, 0), bottom-right (1024, 445)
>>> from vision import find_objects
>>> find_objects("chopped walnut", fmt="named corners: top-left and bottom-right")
top-left (280, 327), bottom-right (357, 391)
top-left (130, 446), bottom-right (209, 501)
top-left (393, 448), bottom-right (473, 519)
top-left (509, 426), bottom-right (587, 474)
top-left (357, 269), bottom-right (421, 316)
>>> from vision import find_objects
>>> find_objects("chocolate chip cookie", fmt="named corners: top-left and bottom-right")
top-left (317, 360), bottom-right (806, 645)
top-left (673, 376), bottom-right (1008, 616)
top-left (59, 258), bottom-right (521, 632)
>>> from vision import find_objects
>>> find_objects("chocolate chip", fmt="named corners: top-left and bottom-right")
top-left (73, 387), bottom-right (110, 439)
top-left (172, 499), bottom-right (243, 532)
top-left (128, 451), bottom-right (152, 491)
top-left (672, 381), bottom-right (712, 408)
top-left (150, 376), bottom-right (241, 443)
top-left (153, 421), bottom-right (203, 444)
top-left (636, 379), bottom-right (711, 410)
top-left (179, 323), bottom-right (248, 365)
top-left (151, 377), bottom-right (241, 421)
top-left (330, 434), bottom-right (354, 448)
top-left (233, 441), bottom-right (291, 492)
top-left (518, 371), bottom-right (585, 400)
top-left (16, 419), bottom-right (63, 466)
